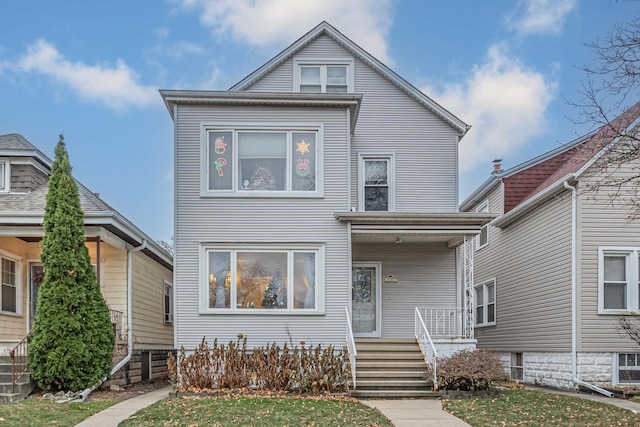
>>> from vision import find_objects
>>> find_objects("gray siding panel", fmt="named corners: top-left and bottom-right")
top-left (579, 164), bottom-right (640, 353)
top-left (175, 104), bottom-right (350, 349)
top-left (353, 243), bottom-right (457, 338)
top-left (350, 58), bottom-right (459, 212)
top-left (473, 187), bottom-right (573, 352)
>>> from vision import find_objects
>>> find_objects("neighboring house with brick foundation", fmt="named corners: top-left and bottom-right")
top-left (460, 103), bottom-right (640, 391)
top-left (0, 134), bottom-right (174, 397)
top-left (162, 21), bottom-right (495, 398)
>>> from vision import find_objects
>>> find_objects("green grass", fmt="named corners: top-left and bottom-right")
top-left (120, 396), bottom-right (393, 427)
top-left (444, 389), bottom-right (640, 426)
top-left (0, 399), bottom-right (116, 427)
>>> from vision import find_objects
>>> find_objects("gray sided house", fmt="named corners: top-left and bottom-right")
top-left (461, 103), bottom-right (640, 391)
top-left (0, 134), bottom-right (174, 400)
top-left (162, 22), bottom-right (494, 396)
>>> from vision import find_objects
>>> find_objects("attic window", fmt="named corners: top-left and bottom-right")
top-left (294, 59), bottom-right (353, 93)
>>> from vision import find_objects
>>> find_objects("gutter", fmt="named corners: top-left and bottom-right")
top-left (563, 181), bottom-right (613, 398)
top-left (78, 239), bottom-right (148, 401)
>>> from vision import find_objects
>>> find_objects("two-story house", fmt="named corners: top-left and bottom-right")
top-left (460, 103), bottom-right (640, 393)
top-left (162, 22), bottom-right (494, 397)
top-left (0, 134), bottom-right (174, 401)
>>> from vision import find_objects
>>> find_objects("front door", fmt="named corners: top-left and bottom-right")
top-left (29, 263), bottom-right (44, 329)
top-left (351, 263), bottom-right (381, 337)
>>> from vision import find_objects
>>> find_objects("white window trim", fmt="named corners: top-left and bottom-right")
top-left (475, 200), bottom-right (489, 250)
top-left (293, 58), bottom-right (354, 93)
top-left (598, 246), bottom-right (640, 314)
top-left (358, 153), bottom-right (395, 212)
top-left (0, 248), bottom-right (22, 316)
top-left (474, 277), bottom-right (496, 327)
top-left (163, 280), bottom-right (173, 325)
top-left (614, 353), bottom-right (640, 385)
top-left (200, 122), bottom-right (324, 198)
top-left (0, 159), bottom-right (10, 193)
top-left (199, 243), bottom-right (325, 315)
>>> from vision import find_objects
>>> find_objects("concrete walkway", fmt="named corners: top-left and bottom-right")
top-left (361, 399), bottom-right (470, 426)
top-left (526, 385), bottom-right (640, 413)
top-left (74, 385), bottom-right (172, 427)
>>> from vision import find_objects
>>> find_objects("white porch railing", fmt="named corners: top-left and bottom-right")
top-left (344, 307), bottom-right (357, 389)
top-left (414, 307), bottom-right (438, 390)
top-left (417, 307), bottom-right (473, 339)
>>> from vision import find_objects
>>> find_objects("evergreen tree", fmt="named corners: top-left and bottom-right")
top-left (28, 135), bottom-right (115, 391)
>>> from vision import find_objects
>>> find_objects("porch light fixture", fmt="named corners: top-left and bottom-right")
top-left (395, 236), bottom-right (402, 244)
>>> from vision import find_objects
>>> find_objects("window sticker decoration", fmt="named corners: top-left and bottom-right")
top-left (214, 136), bottom-right (227, 154)
top-left (214, 157), bottom-right (227, 176)
top-left (296, 140), bottom-right (310, 155)
top-left (296, 158), bottom-right (310, 176)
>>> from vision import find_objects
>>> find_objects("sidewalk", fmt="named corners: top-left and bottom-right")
top-left (526, 385), bottom-right (640, 414)
top-left (361, 399), bottom-right (471, 427)
top-left (75, 385), bottom-right (172, 427)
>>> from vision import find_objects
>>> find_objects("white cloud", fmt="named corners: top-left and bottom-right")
top-left (426, 44), bottom-right (556, 174)
top-left (16, 39), bottom-right (157, 110)
top-left (178, 0), bottom-right (393, 63)
top-left (506, 0), bottom-right (577, 35)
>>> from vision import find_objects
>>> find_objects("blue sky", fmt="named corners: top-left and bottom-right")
top-left (1, 0), bottom-right (638, 243)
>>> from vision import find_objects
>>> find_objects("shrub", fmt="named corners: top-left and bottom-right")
top-left (168, 336), bottom-right (348, 394)
top-left (28, 136), bottom-right (115, 391)
top-left (438, 349), bottom-right (507, 391)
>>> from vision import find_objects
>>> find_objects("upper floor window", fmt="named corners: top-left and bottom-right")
top-left (359, 154), bottom-right (395, 212)
top-left (294, 59), bottom-right (354, 93)
top-left (475, 278), bottom-right (496, 327)
top-left (201, 244), bottom-right (324, 314)
top-left (203, 127), bottom-right (321, 196)
top-left (0, 160), bottom-right (10, 193)
top-left (599, 247), bottom-right (640, 314)
top-left (476, 200), bottom-right (489, 249)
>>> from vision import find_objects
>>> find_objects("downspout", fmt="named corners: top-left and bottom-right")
top-left (78, 239), bottom-right (148, 401)
top-left (563, 181), bottom-right (613, 397)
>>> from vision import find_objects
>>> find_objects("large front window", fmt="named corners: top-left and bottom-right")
top-left (203, 246), bottom-right (323, 313)
top-left (205, 129), bottom-right (319, 195)
top-left (599, 247), bottom-right (640, 313)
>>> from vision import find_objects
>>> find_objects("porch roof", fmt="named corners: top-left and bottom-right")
top-left (334, 211), bottom-right (497, 247)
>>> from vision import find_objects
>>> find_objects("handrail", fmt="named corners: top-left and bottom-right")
top-left (415, 307), bottom-right (438, 390)
top-left (9, 331), bottom-right (31, 393)
top-left (344, 307), bottom-right (357, 389)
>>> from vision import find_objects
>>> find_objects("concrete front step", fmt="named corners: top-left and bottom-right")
top-left (356, 379), bottom-right (433, 389)
top-left (0, 363), bottom-right (13, 375)
top-left (356, 370), bottom-right (428, 379)
top-left (0, 371), bottom-right (31, 383)
top-left (351, 389), bottom-right (441, 399)
top-left (0, 392), bottom-right (22, 404)
top-left (357, 352), bottom-right (424, 360)
top-left (357, 360), bottom-right (427, 370)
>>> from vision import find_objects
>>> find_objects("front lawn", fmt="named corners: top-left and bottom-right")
top-left (0, 399), bottom-right (115, 427)
top-left (444, 389), bottom-right (640, 426)
top-left (120, 396), bottom-right (393, 427)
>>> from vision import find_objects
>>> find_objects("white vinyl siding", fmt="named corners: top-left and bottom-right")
top-left (175, 104), bottom-right (350, 349)
top-left (475, 278), bottom-right (496, 327)
top-left (598, 248), bottom-right (640, 314)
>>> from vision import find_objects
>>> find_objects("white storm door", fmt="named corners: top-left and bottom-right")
top-left (351, 263), bottom-right (381, 338)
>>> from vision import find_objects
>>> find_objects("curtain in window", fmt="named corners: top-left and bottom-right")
top-left (303, 253), bottom-right (315, 309)
top-left (212, 252), bottom-right (230, 308)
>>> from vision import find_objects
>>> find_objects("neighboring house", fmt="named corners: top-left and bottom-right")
top-left (161, 22), bottom-right (494, 395)
top-left (460, 103), bottom-right (640, 390)
top-left (0, 134), bottom-right (174, 389)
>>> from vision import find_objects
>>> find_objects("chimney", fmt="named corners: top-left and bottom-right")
top-left (492, 159), bottom-right (503, 175)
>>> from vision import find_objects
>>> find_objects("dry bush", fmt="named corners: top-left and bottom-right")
top-left (168, 336), bottom-right (348, 394)
top-left (438, 349), bottom-right (507, 391)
